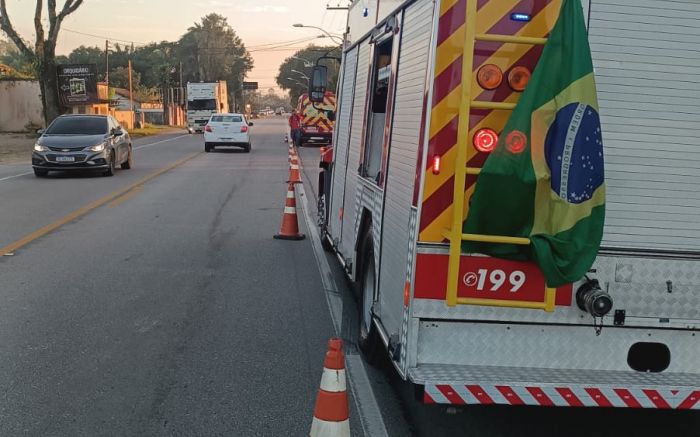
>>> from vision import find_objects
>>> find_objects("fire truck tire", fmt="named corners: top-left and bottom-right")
top-left (358, 233), bottom-right (382, 365)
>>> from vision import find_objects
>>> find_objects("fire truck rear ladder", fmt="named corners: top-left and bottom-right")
top-left (443, 0), bottom-right (553, 311)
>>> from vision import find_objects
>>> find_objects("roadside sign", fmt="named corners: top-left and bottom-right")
top-left (57, 64), bottom-right (99, 106)
top-left (242, 81), bottom-right (258, 90)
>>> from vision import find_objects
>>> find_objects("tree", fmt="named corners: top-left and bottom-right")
top-left (176, 13), bottom-right (253, 108)
top-left (276, 45), bottom-right (341, 106)
top-left (0, 38), bottom-right (33, 75)
top-left (110, 66), bottom-right (140, 90)
top-left (0, 0), bottom-right (85, 123)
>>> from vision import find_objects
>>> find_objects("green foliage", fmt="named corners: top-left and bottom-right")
top-left (0, 38), bottom-right (33, 77)
top-left (276, 45), bottom-right (341, 105)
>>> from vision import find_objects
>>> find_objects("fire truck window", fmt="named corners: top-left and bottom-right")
top-left (363, 37), bottom-right (393, 183)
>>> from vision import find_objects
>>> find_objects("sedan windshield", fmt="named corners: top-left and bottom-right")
top-left (45, 117), bottom-right (108, 135)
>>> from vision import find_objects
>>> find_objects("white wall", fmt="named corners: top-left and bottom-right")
top-left (0, 80), bottom-right (44, 131)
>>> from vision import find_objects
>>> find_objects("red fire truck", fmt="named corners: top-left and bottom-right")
top-left (315, 0), bottom-right (700, 409)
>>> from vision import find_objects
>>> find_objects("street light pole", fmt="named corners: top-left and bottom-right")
top-left (292, 24), bottom-right (344, 44)
top-left (291, 69), bottom-right (309, 80)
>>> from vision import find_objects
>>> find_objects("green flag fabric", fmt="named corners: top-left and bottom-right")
top-left (462, 0), bottom-right (605, 287)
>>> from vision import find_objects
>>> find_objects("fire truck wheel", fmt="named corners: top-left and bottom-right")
top-left (358, 233), bottom-right (382, 364)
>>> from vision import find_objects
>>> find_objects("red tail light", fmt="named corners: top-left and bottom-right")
top-left (473, 128), bottom-right (499, 153)
top-left (240, 125), bottom-right (249, 133)
top-left (505, 130), bottom-right (527, 154)
top-left (204, 125), bottom-right (212, 132)
top-left (432, 155), bottom-right (441, 175)
top-left (508, 66), bottom-right (531, 92)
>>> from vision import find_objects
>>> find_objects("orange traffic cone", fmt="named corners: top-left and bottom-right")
top-left (310, 338), bottom-right (350, 437)
top-left (274, 183), bottom-right (305, 240)
top-left (288, 155), bottom-right (302, 184)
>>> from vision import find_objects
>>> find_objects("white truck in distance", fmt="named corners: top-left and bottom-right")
top-left (186, 81), bottom-right (228, 133)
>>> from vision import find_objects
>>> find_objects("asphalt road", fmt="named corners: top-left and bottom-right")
top-left (0, 120), bottom-right (361, 436)
top-left (1, 117), bottom-right (698, 436)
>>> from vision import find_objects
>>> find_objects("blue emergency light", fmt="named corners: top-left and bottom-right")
top-left (510, 13), bottom-right (531, 22)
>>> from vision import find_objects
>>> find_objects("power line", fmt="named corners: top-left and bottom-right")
top-left (62, 28), bottom-right (148, 46)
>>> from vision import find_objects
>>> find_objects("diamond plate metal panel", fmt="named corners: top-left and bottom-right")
top-left (416, 320), bottom-right (699, 373)
top-left (410, 363), bottom-right (700, 388)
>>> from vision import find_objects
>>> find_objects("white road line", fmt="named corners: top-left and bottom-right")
top-left (0, 171), bottom-right (32, 182)
top-left (134, 134), bottom-right (189, 150)
top-left (296, 152), bottom-right (389, 437)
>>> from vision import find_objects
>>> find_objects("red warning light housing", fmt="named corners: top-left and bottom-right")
top-left (473, 128), bottom-right (499, 153)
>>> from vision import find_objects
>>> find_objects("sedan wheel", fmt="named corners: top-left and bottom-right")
top-left (121, 146), bottom-right (133, 169)
top-left (33, 168), bottom-right (48, 177)
top-left (104, 150), bottom-right (116, 176)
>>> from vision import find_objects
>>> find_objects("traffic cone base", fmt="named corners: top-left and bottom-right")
top-left (310, 338), bottom-right (350, 437)
top-left (310, 417), bottom-right (350, 437)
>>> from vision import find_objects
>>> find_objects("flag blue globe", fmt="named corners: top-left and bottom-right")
top-left (544, 102), bottom-right (604, 204)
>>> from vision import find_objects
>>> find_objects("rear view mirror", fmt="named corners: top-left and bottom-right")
top-left (308, 65), bottom-right (328, 103)
top-left (36, 128), bottom-right (44, 135)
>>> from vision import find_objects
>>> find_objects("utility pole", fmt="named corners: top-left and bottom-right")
top-left (128, 59), bottom-right (134, 128)
top-left (179, 61), bottom-right (184, 105)
top-left (105, 40), bottom-right (110, 88)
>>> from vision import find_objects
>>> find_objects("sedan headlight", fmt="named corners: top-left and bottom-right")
top-left (34, 143), bottom-right (47, 152)
top-left (87, 143), bottom-right (106, 152)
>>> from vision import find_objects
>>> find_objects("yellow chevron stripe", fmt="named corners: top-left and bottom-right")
top-left (419, 185), bottom-right (475, 241)
top-left (434, 1), bottom-right (513, 77)
top-left (440, 0), bottom-right (461, 15)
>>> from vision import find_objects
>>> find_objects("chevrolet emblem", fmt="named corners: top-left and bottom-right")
top-left (62, 149), bottom-right (70, 152)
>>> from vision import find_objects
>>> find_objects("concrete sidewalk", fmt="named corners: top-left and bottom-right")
top-left (0, 132), bottom-right (35, 164)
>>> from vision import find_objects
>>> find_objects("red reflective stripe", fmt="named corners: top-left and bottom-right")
top-left (585, 388), bottom-right (613, 407)
top-left (437, 385), bottom-right (466, 404)
top-left (423, 391), bottom-right (436, 404)
top-left (496, 386), bottom-right (524, 405)
top-left (677, 391), bottom-right (700, 410)
top-left (555, 387), bottom-right (584, 407)
top-left (613, 388), bottom-right (642, 408)
top-left (526, 387), bottom-right (554, 406)
top-left (466, 385), bottom-right (494, 404)
top-left (437, 0), bottom-right (467, 46)
top-left (643, 389), bottom-right (671, 409)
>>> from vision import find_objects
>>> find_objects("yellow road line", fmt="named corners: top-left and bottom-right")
top-left (0, 152), bottom-right (200, 256)
top-left (108, 185), bottom-right (143, 208)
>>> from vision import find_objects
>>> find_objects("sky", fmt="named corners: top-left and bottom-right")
top-left (2, 0), bottom-right (350, 93)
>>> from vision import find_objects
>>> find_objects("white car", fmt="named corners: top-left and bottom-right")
top-left (203, 113), bottom-right (253, 153)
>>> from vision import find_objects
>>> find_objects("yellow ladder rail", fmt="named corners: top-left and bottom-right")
top-left (445, 0), bottom-right (479, 307)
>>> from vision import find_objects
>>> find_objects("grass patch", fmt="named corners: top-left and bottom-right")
top-left (129, 124), bottom-right (183, 138)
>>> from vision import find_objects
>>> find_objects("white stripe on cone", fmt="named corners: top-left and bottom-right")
top-left (287, 190), bottom-right (295, 199)
top-left (284, 206), bottom-right (296, 214)
top-left (310, 417), bottom-right (350, 437)
top-left (319, 368), bottom-right (347, 393)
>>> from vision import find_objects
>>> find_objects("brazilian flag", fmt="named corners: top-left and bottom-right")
top-left (463, 0), bottom-right (605, 287)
